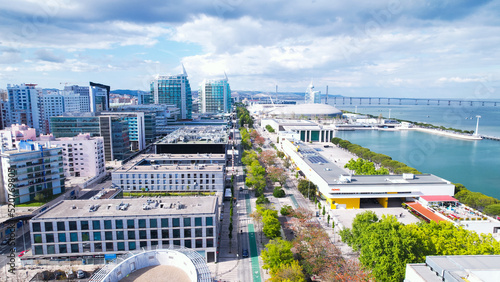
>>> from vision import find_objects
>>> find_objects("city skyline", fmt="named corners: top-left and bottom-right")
top-left (0, 1), bottom-right (499, 98)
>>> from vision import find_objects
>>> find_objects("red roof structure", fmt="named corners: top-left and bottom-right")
top-left (420, 195), bottom-right (458, 202)
top-left (406, 202), bottom-right (447, 223)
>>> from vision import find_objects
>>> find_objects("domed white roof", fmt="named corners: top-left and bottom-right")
top-left (268, 103), bottom-right (342, 116)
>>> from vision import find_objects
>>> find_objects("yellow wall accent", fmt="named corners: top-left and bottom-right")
top-left (331, 198), bottom-right (360, 209)
top-left (377, 197), bottom-right (388, 208)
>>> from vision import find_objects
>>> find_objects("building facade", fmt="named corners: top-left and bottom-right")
top-left (0, 124), bottom-right (37, 150)
top-left (5, 84), bottom-right (43, 133)
top-left (37, 133), bottom-right (106, 179)
top-left (150, 66), bottom-right (192, 120)
top-left (89, 82), bottom-right (110, 113)
top-left (199, 77), bottom-right (231, 114)
top-left (50, 113), bottom-right (131, 161)
top-left (112, 154), bottom-right (226, 192)
top-left (29, 197), bottom-right (219, 262)
top-left (0, 141), bottom-right (65, 204)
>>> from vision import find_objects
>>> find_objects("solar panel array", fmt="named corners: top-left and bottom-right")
top-left (308, 156), bottom-right (329, 164)
top-left (300, 149), bottom-right (316, 154)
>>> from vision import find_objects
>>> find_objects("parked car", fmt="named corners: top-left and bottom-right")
top-left (77, 270), bottom-right (85, 278)
top-left (1, 239), bottom-right (8, 245)
top-left (242, 249), bottom-right (249, 258)
top-left (66, 270), bottom-right (75, 279)
top-left (18, 251), bottom-right (26, 257)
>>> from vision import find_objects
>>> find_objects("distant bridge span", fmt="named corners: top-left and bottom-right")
top-left (330, 97), bottom-right (500, 106)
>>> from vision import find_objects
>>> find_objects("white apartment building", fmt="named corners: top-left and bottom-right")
top-left (64, 85), bottom-right (91, 112)
top-left (112, 154), bottom-right (226, 192)
top-left (0, 124), bottom-right (37, 150)
top-left (37, 133), bottom-right (105, 179)
top-left (0, 140), bottom-right (65, 204)
top-left (29, 196), bottom-right (219, 262)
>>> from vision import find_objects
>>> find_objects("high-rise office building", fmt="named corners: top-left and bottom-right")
top-left (50, 113), bottom-right (130, 161)
top-left (89, 82), bottom-right (110, 113)
top-left (6, 84), bottom-right (43, 133)
top-left (150, 66), bottom-right (192, 120)
top-left (64, 85), bottom-right (90, 112)
top-left (199, 75), bottom-right (231, 114)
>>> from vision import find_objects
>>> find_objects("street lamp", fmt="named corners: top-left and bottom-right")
top-left (474, 115), bottom-right (481, 136)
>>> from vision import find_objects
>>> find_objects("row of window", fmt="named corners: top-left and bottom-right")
top-left (34, 227), bottom-right (214, 243)
top-left (124, 185), bottom-right (217, 191)
top-left (119, 173), bottom-right (217, 179)
top-left (120, 179), bottom-right (216, 184)
top-left (32, 217), bottom-right (213, 232)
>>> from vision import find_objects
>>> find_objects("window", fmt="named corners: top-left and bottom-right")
top-left (195, 217), bottom-right (202, 226)
top-left (207, 228), bottom-right (214, 237)
top-left (34, 245), bottom-right (43, 255)
top-left (196, 239), bottom-right (203, 248)
top-left (128, 231), bottom-right (136, 239)
top-left (162, 240), bottom-right (170, 247)
top-left (117, 242), bottom-right (125, 251)
top-left (150, 219), bottom-right (157, 228)
top-left (115, 220), bottom-right (123, 229)
top-left (138, 219), bottom-right (146, 228)
top-left (34, 234), bottom-right (42, 243)
top-left (127, 219), bottom-right (134, 228)
top-left (71, 244), bottom-right (79, 253)
top-left (184, 229), bottom-right (191, 238)
top-left (93, 232), bottom-right (101, 241)
top-left (151, 241), bottom-right (158, 247)
top-left (70, 233), bottom-right (78, 242)
top-left (46, 234), bottom-right (54, 243)
top-left (140, 241), bottom-right (147, 248)
top-left (184, 240), bottom-right (192, 248)
top-left (105, 231), bottom-right (113, 240)
top-left (195, 228), bottom-right (203, 237)
top-left (104, 220), bottom-right (112, 229)
top-left (44, 222), bottom-right (53, 232)
top-left (92, 220), bottom-right (101, 230)
top-left (82, 232), bottom-right (90, 241)
top-left (173, 229), bottom-right (180, 238)
top-left (150, 230), bottom-right (158, 239)
top-left (173, 240), bottom-right (181, 246)
top-left (59, 244), bottom-right (67, 254)
top-left (57, 222), bottom-right (65, 231)
top-left (206, 217), bottom-right (213, 226)
top-left (116, 231), bottom-right (124, 240)
top-left (128, 242), bottom-right (136, 250)
top-left (183, 218), bottom-right (191, 227)
top-left (58, 233), bottom-right (66, 242)
top-left (139, 230), bottom-right (147, 240)
top-left (80, 221), bottom-right (89, 230)
top-left (207, 238), bottom-right (214, 248)
top-left (172, 218), bottom-right (180, 227)
top-left (94, 242), bottom-right (102, 252)
top-left (161, 218), bottom-right (168, 227)
top-left (162, 230), bottom-right (169, 239)
top-left (69, 221), bottom-right (77, 230)
top-left (106, 242), bottom-right (113, 251)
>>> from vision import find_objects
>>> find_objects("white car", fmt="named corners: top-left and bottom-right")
top-left (77, 270), bottom-right (85, 278)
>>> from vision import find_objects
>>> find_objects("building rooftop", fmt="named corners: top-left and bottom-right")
top-left (116, 153), bottom-right (226, 173)
top-left (420, 195), bottom-right (459, 202)
top-left (294, 141), bottom-right (450, 186)
top-left (407, 255), bottom-right (500, 282)
top-left (157, 126), bottom-right (228, 145)
top-left (33, 196), bottom-right (218, 220)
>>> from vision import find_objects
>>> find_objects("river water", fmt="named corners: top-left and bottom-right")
top-left (329, 103), bottom-right (500, 199)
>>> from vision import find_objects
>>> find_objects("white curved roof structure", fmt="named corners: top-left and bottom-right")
top-left (267, 103), bottom-right (342, 117)
top-left (89, 248), bottom-right (211, 282)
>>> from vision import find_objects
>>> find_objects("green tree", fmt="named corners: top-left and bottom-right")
top-left (280, 205), bottom-right (293, 216)
top-left (484, 204), bottom-right (500, 217)
top-left (273, 187), bottom-right (286, 198)
top-left (322, 206), bottom-right (326, 216)
top-left (261, 238), bottom-right (294, 274)
top-left (269, 260), bottom-right (306, 282)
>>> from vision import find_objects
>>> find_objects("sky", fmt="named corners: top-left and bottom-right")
top-left (0, 0), bottom-right (499, 98)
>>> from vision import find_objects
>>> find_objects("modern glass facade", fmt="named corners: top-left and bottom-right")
top-left (50, 115), bottom-right (130, 161)
top-left (151, 72), bottom-right (192, 120)
top-left (199, 79), bottom-right (231, 114)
